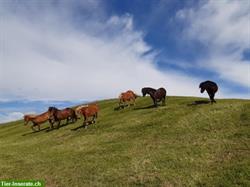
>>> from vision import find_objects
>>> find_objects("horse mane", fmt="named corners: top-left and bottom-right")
top-left (142, 87), bottom-right (157, 96)
top-left (48, 106), bottom-right (58, 112)
top-left (200, 80), bottom-right (217, 88)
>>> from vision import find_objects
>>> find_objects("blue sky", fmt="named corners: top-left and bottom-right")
top-left (0, 0), bottom-right (249, 123)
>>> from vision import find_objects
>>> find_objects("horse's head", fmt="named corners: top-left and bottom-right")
top-left (199, 83), bottom-right (205, 93)
top-left (141, 88), bottom-right (146, 97)
top-left (23, 115), bottom-right (28, 125)
top-left (48, 107), bottom-right (57, 120)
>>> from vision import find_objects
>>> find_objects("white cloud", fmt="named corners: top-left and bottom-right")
top-left (176, 0), bottom-right (250, 89)
top-left (0, 112), bottom-right (24, 124)
top-left (0, 1), bottom-right (202, 101)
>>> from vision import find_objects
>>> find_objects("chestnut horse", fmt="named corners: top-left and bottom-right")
top-left (75, 104), bottom-right (88, 118)
top-left (78, 104), bottom-right (99, 128)
top-left (119, 90), bottom-right (138, 108)
top-left (48, 107), bottom-right (77, 129)
top-left (24, 114), bottom-right (37, 125)
top-left (24, 112), bottom-right (49, 131)
top-left (199, 80), bottom-right (218, 103)
top-left (141, 87), bottom-right (166, 107)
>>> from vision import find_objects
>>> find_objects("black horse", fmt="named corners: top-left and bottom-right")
top-left (141, 87), bottom-right (166, 107)
top-left (199, 80), bottom-right (218, 103)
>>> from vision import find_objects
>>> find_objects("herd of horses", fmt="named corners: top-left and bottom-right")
top-left (23, 80), bottom-right (218, 132)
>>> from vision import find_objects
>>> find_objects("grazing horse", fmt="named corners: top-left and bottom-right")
top-left (75, 104), bottom-right (88, 118)
top-left (24, 112), bottom-right (49, 131)
top-left (141, 87), bottom-right (166, 107)
top-left (119, 90), bottom-right (138, 108)
top-left (199, 80), bottom-right (218, 103)
top-left (78, 104), bottom-right (99, 128)
top-left (48, 107), bottom-right (77, 129)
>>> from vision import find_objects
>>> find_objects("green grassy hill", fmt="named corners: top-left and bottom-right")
top-left (0, 96), bottom-right (249, 187)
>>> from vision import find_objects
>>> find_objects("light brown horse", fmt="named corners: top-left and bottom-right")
top-left (119, 90), bottom-right (138, 108)
top-left (78, 103), bottom-right (99, 128)
top-left (24, 112), bottom-right (49, 131)
top-left (48, 107), bottom-right (77, 129)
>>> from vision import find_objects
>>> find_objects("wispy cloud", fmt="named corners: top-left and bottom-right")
top-left (176, 0), bottom-right (250, 89)
top-left (0, 1), bottom-right (201, 101)
top-left (0, 111), bottom-right (23, 124)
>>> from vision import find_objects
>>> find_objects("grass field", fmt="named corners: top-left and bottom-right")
top-left (0, 96), bottom-right (249, 187)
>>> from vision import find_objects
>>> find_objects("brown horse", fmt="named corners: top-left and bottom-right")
top-left (78, 103), bottom-right (99, 128)
top-left (75, 104), bottom-right (88, 118)
top-left (24, 114), bottom-right (37, 125)
top-left (48, 107), bottom-right (77, 129)
top-left (141, 87), bottom-right (166, 107)
top-left (24, 112), bottom-right (49, 131)
top-left (119, 90), bottom-right (138, 108)
top-left (199, 80), bottom-right (218, 103)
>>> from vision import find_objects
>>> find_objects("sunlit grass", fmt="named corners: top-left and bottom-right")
top-left (0, 96), bottom-right (249, 186)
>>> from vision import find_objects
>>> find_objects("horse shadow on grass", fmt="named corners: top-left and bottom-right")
top-left (134, 105), bottom-right (158, 110)
top-left (71, 125), bottom-right (85, 131)
top-left (71, 121), bottom-right (95, 131)
top-left (45, 121), bottom-right (75, 132)
top-left (22, 126), bottom-right (50, 136)
top-left (114, 104), bottom-right (130, 111)
top-left (187, 100), bottom-right (210, 106)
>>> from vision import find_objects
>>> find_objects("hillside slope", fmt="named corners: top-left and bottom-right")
top-left (0, 96), bottom-right (249, 186)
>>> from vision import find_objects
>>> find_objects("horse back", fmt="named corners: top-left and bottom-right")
top-left (80, 104), bottom-right (98, 117)
top-left (120, 90), bottom-right (137, 101)
top-left (57, 108), bottom-right (75, 119)
top-left (24, 114), bottom-right (37, 121)
top-left (155, 87), bottom-right (166, 98)
top-left (202, 81), bottom-right (218, 93)
top-left (32, 112), bottom-right (49, 124)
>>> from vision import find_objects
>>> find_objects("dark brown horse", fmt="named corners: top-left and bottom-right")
top-left (141, 87), bottom-right (166, 107)
top-left (78, 103), bottom-right (99, 128)
top-left (199, 80), bottom-right (218, 103)
top-left (24, 112), bottom-right (49, 131)
top-left (48, 107), bottom-right (77, 129)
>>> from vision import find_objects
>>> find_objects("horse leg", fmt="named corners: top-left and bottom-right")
top-left (154, 98), bottom-right (158, 107)
top-left (129, 99), bottom-right (132, 106)
top-left (209, 93), bottom-right (215, 104)
top-left (38, 124), bottom-right (41, 131)
top-left (83, 115), bottom-right (87, 128)
top-left (73, 113), bottom-right (77, 122)
top-left (131, 98), bottom-right (135, 106)
top-left (150, 95), bottom-right (157, 107)
top-left (49, 119), bottom-right (54, 129)
top-left (57, 120), bottom-right (61, 129)
top-left (31, 122), bottom-right (36, 131)
top-left (119, 100), bottom-right (123, 109)
top-left (162, 96), bottom-right (166, 106)
top-left (50, 121), bottom-right (54, 129)
top-left (212, 93), bottom-right (216, 103)
top-left (92, 115), bottom-right (95, 124)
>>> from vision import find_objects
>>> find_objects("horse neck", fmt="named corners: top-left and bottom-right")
top-left (148, 91), bottom-right (156, 98)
